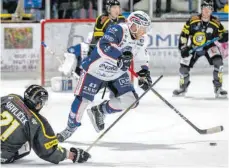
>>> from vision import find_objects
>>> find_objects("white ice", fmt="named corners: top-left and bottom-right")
top-left (1, 75), bottom-right (228, 168)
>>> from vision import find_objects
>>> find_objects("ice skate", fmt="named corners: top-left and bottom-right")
top-left (87, 103), bottom-right (106, 133)
top-left (214, 87), bottom-right (227, 98)
top-left (57, 127), bottom-right (76, 142)
top-left (173, 81), bottom-right (190, 96)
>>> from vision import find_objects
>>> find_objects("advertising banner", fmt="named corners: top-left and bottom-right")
top-left (1, 24), bottom-right (40, 74)
top-left (1, 21), bottom-right (228, 80)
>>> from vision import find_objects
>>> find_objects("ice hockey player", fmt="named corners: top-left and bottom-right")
top-left (89, 0), bottom-right (126, 53)
top-left (59, 0), bottom-right (126, 78)
top-left (58, 32), bottom-right (93, 77)
top-left (57, 11), bottom-right (152, 142)
top-left (173, 0), bottom-right (228, 98)
top-left (1, 85), bottom-right (90, 164)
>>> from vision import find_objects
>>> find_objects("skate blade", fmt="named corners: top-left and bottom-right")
top-left (215, 94), bottom-right (228, 99)
top-left (172, 93), bottom-right (186, 97)
top-left (87, 109), bottom-right (101, 133)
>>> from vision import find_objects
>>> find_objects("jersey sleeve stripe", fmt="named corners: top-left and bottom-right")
top-left (30, 111), bottom-right (56, 139)
top-left (94, 32), bottom-right (104, 37)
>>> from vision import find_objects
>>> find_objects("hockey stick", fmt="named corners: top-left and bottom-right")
top-left (131, 71), bottom-right (224, 135)
top-left (189, 37), bottom-right (220, 54)
top-left (101, 84), bottom-right (107, 99)
top-left (86, 75), bottom-right (163, 152)
top-left (41, 42), bottom-right (79, 79)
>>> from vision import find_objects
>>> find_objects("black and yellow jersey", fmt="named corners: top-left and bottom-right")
top-left (179, 14), bottom-right (226, 50)
top-left (91, 13), bottom-right (126, 45)
top-left (1, 94), bottom-right (67, 164)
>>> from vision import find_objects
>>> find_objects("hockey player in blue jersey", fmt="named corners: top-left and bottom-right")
top-left (59, 0), bottom-right (125, 78)
top-left (57, 11), bottom-right (152, 142)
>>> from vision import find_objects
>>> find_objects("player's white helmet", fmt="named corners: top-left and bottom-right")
top-left (127, 11), bottom-right (151, 34)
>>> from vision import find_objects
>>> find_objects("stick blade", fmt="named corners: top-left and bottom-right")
top-left (200, 126), bottom-right (224, 134)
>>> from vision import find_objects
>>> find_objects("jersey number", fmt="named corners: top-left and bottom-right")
top-left (0, 111), bottom-right (20, 141)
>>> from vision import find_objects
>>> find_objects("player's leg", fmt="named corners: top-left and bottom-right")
top-left (173, 54), bottom-right (198, 96)
top-left (206, 47), bottom-right (227, 98)
top-left (1, 142), bottom-right (30, 164)
top-left (57, 71), bottom-right (103, 142)
top-left (87, 73), bottom-right (138, 132)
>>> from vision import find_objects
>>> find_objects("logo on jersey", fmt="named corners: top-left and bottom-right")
top-left (83, 82), bottom-right (97, 95)
top-left (103, 34), bottom-right (114, 42)
top-left (108, 27), bottom-right (118, 35)
top-left (32, 118), bottom-right (38, 125)
top-left (119, 77), bottom-right (130, 86)
top-left (206, 27), bottom-right (213, 34)
top-left (99, 62), bottom-right (118, 72)
top-left (193, 32), bottom-right (206, 46)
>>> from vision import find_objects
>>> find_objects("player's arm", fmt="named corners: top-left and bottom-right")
top-left (31, 114), bottom-right (90, 164)
top-left (217, 21), bottom-right (228, 43)
top-left (135, 36), bottom-right (152, 91)
top-left (97, 24), bottom-right (123, 60)
top-left (91, 15), bottom-right (110, 45)
top-left (178, 18), bottom-right (192, 58)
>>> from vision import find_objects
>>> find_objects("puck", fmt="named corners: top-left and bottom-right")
top-left (210, 142), bottom-right (217, 146)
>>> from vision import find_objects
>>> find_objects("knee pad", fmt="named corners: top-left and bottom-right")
top-left (212, 56), bottom-right (223, 69)
top-left (179, 65), bottom-right (190, 76)
top-left (108, 91), bottom-right (137, 111)
top-left (119, 92), bottom-right (137, 109)
top-left (179, 65), bottom-right (190, 85)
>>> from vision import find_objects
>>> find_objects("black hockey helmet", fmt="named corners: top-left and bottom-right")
top-left (201, 0), bottom-right (214, 9)
top-left (105, 0), bottom-right (120, 13)
top-left (24, 85), bottom-right (48, 113)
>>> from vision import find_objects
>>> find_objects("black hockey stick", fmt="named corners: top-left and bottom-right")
top-left (86, 75), bottom-right (163, 152)
top-left (101, 83), bottom-right (107, 99)
top-left (131, 71), bottom-right (224, 135)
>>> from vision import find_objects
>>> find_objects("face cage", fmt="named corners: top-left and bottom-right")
top-left (32, 95), bottom-right (48, 108)
top-left (201, 5), bottom-right (213, 11)
top-left (129, 22), bottom-right (151, 34)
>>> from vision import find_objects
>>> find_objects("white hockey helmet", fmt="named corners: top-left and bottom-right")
top-left (127, 11), bottom-right (151, 34)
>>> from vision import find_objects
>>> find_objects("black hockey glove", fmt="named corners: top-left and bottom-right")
top-left (70, 147), bottom-right (91, 163)
top-left (117, 51), bottom-right (133, 71)
top-left (180, 46), bottom-right (191, 58)
top-left (219, 30), bottom-right (228, 43)
top-left (137, 65), bottom-right (152, 91)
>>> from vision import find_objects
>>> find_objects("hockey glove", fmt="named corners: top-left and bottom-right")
top-left (137, 65), bottom-right (152, 91)
top-left (180, 46), bottom-right (191, 58)
top-left (219, 30), bottom-right (228, 43)
top-left (117, 51), bottom-right (133, 71)
top-left (70, 147), bottom-right (91, 163)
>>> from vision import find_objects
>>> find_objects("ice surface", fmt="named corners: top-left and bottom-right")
top-left (1, 75), bottom-right (228, 168)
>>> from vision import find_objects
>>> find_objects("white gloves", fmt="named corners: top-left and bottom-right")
top-left (58, 53), bottom-right (77, 76)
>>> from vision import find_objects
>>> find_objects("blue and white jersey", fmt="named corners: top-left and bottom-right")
top-left (67, 42), bottom-right (90, 61)
top-left (81, 23), bottom-right (149, 81)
